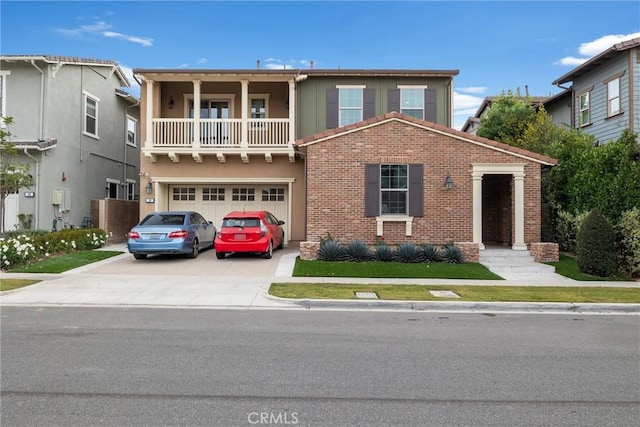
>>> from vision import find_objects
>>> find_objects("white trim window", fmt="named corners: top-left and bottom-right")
top-left (0, 71), bottom-right (10, 127)
top-left (126, 115), bottom-right (137, 147)
top-left (578, 91), bottom-right (590, 127)
top-left (607, 77), bottom-right (620, 117)
top-left (126, 179), bottom-right (136, 201)
top-left (172, 187), bottom-right (196, 201)
top-left (249, 94), bottom-right (270, 119)
top-left (84, 91), bottom-right (100, 138)
top-left (380, 164), bottom-right (408, 215)
top-left (338, 85), bottom-right (364, 127)
top-left (232, 187), bottom-right (255, 201)
top-left (262, 188), bottom-right (285, 202)
top-left (106, 179), bottom-right (120, 199)
top-left (398, 86), bottom-right (428, 119)
top-left (203, 187), bottom-right (225, 201)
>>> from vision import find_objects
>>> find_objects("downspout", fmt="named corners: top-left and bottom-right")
top-left (124, 100), bottom-right (140, 193)
top-left (23, 149), bottom-right (39, 229)
top-left (30, 60), bottom-right (45, 140)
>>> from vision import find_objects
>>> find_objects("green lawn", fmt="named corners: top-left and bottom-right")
top-left (270, 283), bottom-right (640, 303)
top-left (293, 258), bottom-right (503, 280)
top-left (9, 250), bottom-right (123, 274)
top-left (546, 254), bottom-right (633, 281)
top-left (0, 279), bottom-right (41, 291)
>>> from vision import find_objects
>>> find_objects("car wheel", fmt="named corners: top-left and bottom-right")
top-left (276, 233), bottom-right (284, 250)
top-left (188, 239), bottom-right (199, 259)
top-left (216, 251), bottom-right (226, 260)
top-left (133, 254), bottom-right (147, 260)
top-left (263, 240), bottom-right (273, 259)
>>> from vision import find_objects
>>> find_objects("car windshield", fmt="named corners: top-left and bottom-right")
top-left (222, 218), bottom-right (261, 228)
top-left (140, 214), bottom-right (186, 226)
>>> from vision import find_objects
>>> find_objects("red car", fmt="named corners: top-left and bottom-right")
top-left (215, 211), bottom-right (285, 259)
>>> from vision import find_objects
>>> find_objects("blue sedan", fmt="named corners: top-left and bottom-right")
top-left (127, 211), bottom-right (216, 259)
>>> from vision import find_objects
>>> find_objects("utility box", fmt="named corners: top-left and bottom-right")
top-left (52, 190), bottom-right (63, 205)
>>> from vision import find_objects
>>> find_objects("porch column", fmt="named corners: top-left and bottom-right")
top-left (193, 80), bottom-right (201, 149)
top-left (241, 79), bottom-right (249, 148)
top-left (472, 171), bottom-right (484, 250)
top-left (512, 172), bottom-right (527, 250)
top-left (144, 79), bottom-right (154, 149)
top-left (288, 79), bottom-right (295, 146)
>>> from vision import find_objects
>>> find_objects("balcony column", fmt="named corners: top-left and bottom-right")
top-left (193, 80), bottom-right (201, 149)
top-left (472, 171), bottom-right (484, 250)
top-left (144, 79), bottom-right (154, 149)
top-left (241, 79), bottom-right (249, 148)
top-left (288, 79), bottom-right (295, 146)
top-left (512, 172), bottom-right (527, 250)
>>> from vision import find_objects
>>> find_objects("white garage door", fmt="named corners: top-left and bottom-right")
top-left (168, 184), bottom-right (288, 231)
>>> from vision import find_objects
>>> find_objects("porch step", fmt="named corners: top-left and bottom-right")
top-left (479, 248), bottom-right (563, 280)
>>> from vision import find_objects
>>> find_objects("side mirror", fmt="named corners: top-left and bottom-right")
top-left (278, 220), bottom-right (285, 225)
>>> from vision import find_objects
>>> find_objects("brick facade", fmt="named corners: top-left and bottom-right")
top-left (530, 242), bottom-right (560, 263)
top-left (302, 116), bottom-right (550, 247)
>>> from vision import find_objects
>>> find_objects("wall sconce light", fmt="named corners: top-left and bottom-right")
top-left (444, 174), bottom-right (454, 190)
top-left (168, 96), bottom-right (174, 109)
top-left (145, 181), bottom-right (153, 194)
top-left (62, 172), bottom-right (67, 182)
top-left (105, 186), bottom-right (110, 198)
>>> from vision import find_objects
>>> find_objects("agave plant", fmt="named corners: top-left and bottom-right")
top-left (395, 242), bottom-right (424, 263)
top-left (421, 243), bottom-right (442, 263)
top-left (373, 244), bottom-right (395, 262)
top-left (440, 244), bottom-right (465, 264)
top-left (344, 239), bottom-right (370, 262)
top-left (318, 239), bottom-right (345, 261)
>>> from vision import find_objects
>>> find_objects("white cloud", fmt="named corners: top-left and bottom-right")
top-left (555, 32), bottom-right (640, 66)
top-left (57, 19), bottom-right (153, 47)
top-left (452, 91), bottom-right (485, 131)
top-left (177, 63), bottom-right (189, 69)
top-left (457, 86), bottom-right (487, 94)
top-left (263, 58), bottom-right (312, 70)
top-left (197, 58), bottom-right (208, 64)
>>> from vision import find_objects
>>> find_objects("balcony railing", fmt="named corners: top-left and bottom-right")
top-left (151, 118), bottom-right (290, 148)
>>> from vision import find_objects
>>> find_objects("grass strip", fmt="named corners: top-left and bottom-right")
top-left (0, 279), bottom-right (41, 291)
top-left (270, 283), bottom-right (640, 303)
top-left (546, 254), bottom-right (633, 281)
top-left (9, 251), bottom-right (123, 274)
top-left (293, 259), bottom-right (503, 280)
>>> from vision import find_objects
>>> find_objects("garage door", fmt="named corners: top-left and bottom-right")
top-left (168, 184), bottom-right (288, 231)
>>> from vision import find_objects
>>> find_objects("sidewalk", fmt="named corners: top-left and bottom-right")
top-left (1, 244), bottom-right (638, 314)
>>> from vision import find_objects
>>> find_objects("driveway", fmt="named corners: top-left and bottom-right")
top-left (90, 243), bottom-right (300, 277)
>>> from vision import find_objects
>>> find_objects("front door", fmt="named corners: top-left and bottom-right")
top-left (191, 100), bottom-right (231, 144)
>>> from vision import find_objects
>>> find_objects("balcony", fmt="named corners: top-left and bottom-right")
top-left (144, 117), bottom-right (294, 163)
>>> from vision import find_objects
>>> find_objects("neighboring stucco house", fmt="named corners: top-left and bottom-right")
top-left (132, 65), bottom-right (554, 252)
top-left (552, 37), bottom-right (640, 144)
top-left (0, 55), bottom-right (140, 232)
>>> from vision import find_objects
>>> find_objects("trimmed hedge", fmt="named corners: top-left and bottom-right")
top-left (576, 210), bottom-right (616, 277)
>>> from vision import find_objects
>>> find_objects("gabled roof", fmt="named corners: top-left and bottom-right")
top-left (553, 37), bottom-right (640, 85)
top-left (297, 112), bottom-right (557, 166)
top-left (0, 54), bottom-right (130, 87)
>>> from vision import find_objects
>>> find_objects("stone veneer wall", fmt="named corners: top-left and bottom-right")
top-left (530, 242), bottom-right (559, 263)
top-left (300, 241), bottom-right (321, 260)
top-left (455, 242), bottom-right (480, 263)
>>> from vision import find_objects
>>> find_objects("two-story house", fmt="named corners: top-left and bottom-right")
top-left (0, 55), bottom-right (140, 232)
top-left (552, 37), bottom-right (640, 144)
top-left (133, 66), bottom-right (556, 253)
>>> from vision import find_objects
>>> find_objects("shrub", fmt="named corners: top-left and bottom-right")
top-left (421, 244), bottom-right (441, 263)
top-left (343, 239), bottom-right (370, 262)
top-left (554, 210), bottom-right (588, 253)
top-left (576, 210), bottom-right (616, 277)
top-left (440, 244), bottom-right (465, 264)
top-left (317, 239), bottom-right (345, 261)
top-left (395, 242), bottom-right (424, 263)
top-left (617, 208), bottom-right (640, 277)
top-left (373, 244), bottom-right (395, 262)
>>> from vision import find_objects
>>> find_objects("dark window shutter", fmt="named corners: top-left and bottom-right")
top-left (424, 88), bottom-right (437, 122)
top-left (326, 88), bottom-right (339, 129)
top-left (365, 164), bottom-right (380, 217)
top-left (408, 164), bottom-right (424, 217)
top-left (388, 89), bottom-right (401, 113)
top-left (363, 88), bottom-right (376, 120)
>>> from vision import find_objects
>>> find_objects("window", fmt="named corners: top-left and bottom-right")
top-left (83, 91), bottom-right (99, 137)
top-left (126, 116), bottom-right (137, 146)
top-left (106, 180), bottom-right (119, 199)
top-left (232, 188), bottom-right (255, 201)
top-left (172, 187), bottom-right (196, 201)
top-left (400, 88), bottom-right (425, 119)
top-left (365, 164), bottom-right (423, 217)
top-left (380, 165), bottom-right (408, 214)
top-left (339, 87), bottom-right (364, 127)
top-left (126, 180), bottom-right (136, 201)
top-left (578, 91), bottom-right (590, 127)
top-left (262, 188), bottom-right (285, 202)
top-left (607, 78), bottom-right (620, 117)
top-left (0, 71), bottom-right (9, 127)
top-left (250, 97), bottom-right (267, 119)
top-left (203, 187), bottom-right (225, 201)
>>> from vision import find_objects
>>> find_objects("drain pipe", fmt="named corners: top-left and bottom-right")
top-left (23, 148), bottom-right (39, 229)
top-left (30, 60), bottom-right (45, 140)
top-left (124, 99), bottom-right (140, 191)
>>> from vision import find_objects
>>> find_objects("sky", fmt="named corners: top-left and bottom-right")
top-left (1, 0), bottom-right (639, 129)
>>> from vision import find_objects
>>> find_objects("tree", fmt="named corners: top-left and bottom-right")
top-left (476, 88), bottom-right (538, 148)
top-left (1, 117), bottom-right (35, 233)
